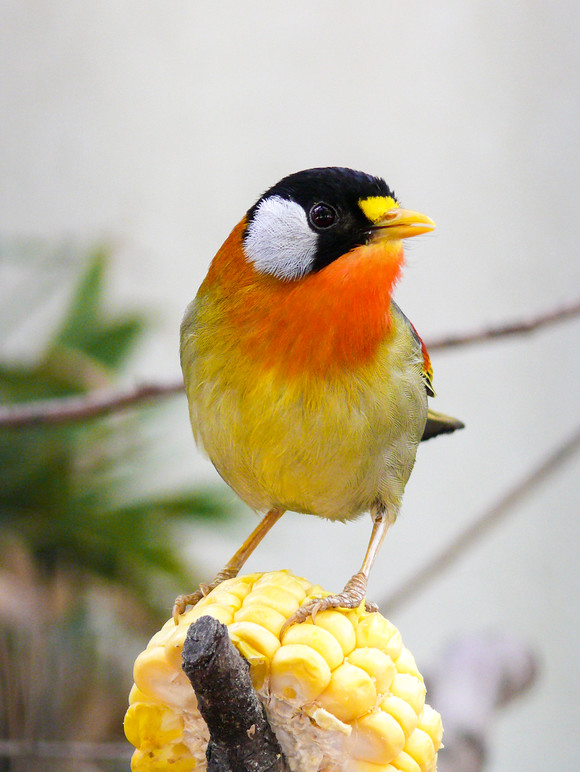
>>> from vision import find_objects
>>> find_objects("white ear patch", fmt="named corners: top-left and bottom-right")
top-left (243, 195), bottom-right (318, 280)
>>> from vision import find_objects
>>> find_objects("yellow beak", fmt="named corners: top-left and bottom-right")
top-left (369, 208), bottom-right (435, 242)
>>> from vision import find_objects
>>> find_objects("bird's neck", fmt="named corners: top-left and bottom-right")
top-left (202, 220), bottom-right (404, 377)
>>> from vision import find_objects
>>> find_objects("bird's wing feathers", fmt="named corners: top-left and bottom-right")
top-left (390, 302), bottom-right (434, 397)
top-left (390, 302), bottom-right (464, 442)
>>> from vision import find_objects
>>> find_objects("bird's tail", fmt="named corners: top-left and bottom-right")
top-left (421, 409), bottom-right (465, 442)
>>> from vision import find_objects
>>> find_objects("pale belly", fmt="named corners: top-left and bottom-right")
top-left (186, 338), bottom-right (428, 522)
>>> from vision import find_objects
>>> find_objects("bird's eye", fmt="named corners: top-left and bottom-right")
top-left (309, 203), bottom-right (338, 229)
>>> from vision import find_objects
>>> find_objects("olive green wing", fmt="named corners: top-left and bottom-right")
top-left (390, 302), bottom-right (464, 442)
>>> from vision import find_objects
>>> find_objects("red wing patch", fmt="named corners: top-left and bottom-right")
top-left (408, 319), bottom-right (435, 397)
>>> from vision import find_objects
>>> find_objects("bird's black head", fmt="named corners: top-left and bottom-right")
top-left (243, 167), bottom-right (401, 280)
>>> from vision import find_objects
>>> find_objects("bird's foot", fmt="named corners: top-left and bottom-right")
top-left (172, 567), bottom-right (240, 623)
top-left (280, 571), bottom-right (377, 636)
top-left (172, 589), bottom-right (204, 623)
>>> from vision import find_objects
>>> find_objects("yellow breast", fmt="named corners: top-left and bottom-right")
top-left (181, 298), bottom-right (427, 521)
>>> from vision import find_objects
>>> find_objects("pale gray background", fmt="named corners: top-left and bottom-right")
top-left (1, 2), bottom-right (579, 769)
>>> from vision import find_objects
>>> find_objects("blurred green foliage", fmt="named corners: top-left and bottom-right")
top-left (0, 245), bottom-right (234, 769)
top-left (0, 247), bottom-right (232, 613)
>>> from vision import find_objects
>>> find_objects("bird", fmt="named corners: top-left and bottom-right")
top-left (174, 167), bottom-right (463, 626)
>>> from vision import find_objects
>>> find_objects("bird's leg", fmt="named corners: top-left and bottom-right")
top-left (281, 504), bottom-right (393, 633)
top-left (173, 508), bottom-right (285, 622)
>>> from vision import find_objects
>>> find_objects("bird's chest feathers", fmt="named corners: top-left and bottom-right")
top-left (203, 227), bottom-right (404, 378)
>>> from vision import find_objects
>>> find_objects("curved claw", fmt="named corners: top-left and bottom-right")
top-left (279, 571), bottom-right (381, 637)
top-left (281, 591), bottom-right (378, 639)
top-left (172, 590), bottom-right (204, 624)
top-left (172, 567), bottom-right (242, 624)
top-left (309, 600), bottom-right (325, 622)
top-left (279, 598), bottom-right (323, 637)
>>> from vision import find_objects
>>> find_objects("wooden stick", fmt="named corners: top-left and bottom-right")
top-left (181, 615), bottom-right (290, 772)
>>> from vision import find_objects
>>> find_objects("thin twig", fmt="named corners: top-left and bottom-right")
top-left (381, 425), bottom-right (580, 612)
top-left (0, 381), bottom-right (183, 428)
top-left (428, 297), bottom-right (580, 351)
top-left (0, 298), bottom-right (578, 428)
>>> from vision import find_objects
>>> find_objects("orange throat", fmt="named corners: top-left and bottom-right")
top-left (202, 221), bottom-right (405, 377)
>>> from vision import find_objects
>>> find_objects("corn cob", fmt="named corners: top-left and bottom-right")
top-left (124, 571), bottom-right (443, 772)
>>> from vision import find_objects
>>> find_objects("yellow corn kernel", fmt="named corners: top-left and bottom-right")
top-left (384, 629), bottom-right (404, 661)
top-left (163, 624), bottom-right (192, 671)
top-left (417, 705), bottom-right (443, 749)
top-left (390, 674), bottom-right (426, 715)
top-left (347, 647), bottom-right (396, 694)
top-left (201, 589), bottom-right (243, 610)
top-left (210, 574), bottom-right (258, 599)
top-left (147, 618), bottom-right (179, 648)
top-left (391, 750), bottom-right (421, 772)
top-left (227, 621), bottom-right (281, 661)
top-left (129, 683), bottom-right (161, 706)
top-left (306, 705), bottom-right (351, 734)
top-left (404, 729), bottom-right (436, 771)
top-left (317, 662), bottom-right (377, 722)
top-left (281, 623), bottom-right (344, 670)
top-left (311, 609), bottom-right (357, 655)
top-left (356, 614), bottom-right (399, 655)
top-left (395, 648), bottom-right (423, 680)
top-left (130, 742), bottom-right (197, 772)
top-left (379, 695), bottom-right (418, 738)
top-left (270, 643), bottom-right (331, 703)
top-left (133, 648), bottom-right (196, 711)
top-left (182, 603), bottom-right (235, 626)
top-left (350, 762), bottom-right (399, 772)
top-left (124, 703), bottom-right (183, 750)
top-left (233, 603), bottom-right (286, 636)
top-left (253, 570), bottom-right (309, 601)
top-left (346, 710), bottom-right (406, 764)
top-left (303, 583), bottom-right (331, 600)
top-left (233, 639), bottom-right (269, 690)
top-left (242, 585), bottom-right (301, 617)
top-left (345, 601), bottom-right (367, 627)
top-left (292, 573), bottom-right (314, 591)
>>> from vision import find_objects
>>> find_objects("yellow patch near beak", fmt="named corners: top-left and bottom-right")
top-left (358, 196), bottom-right (399, 224)
top-left (360, 196), bottom-right (435, 242)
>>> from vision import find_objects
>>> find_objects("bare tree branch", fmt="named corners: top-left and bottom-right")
top-left (182, 615), bottom-right (290, 772)
top-left (428, 297), bottom-right (580, 351)
top-left (381, 425), bottom-right (580, 613)
top-left (0, 298), bottom-right (578, 428)
top-left (0, 381), bottom-right (183, 428)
